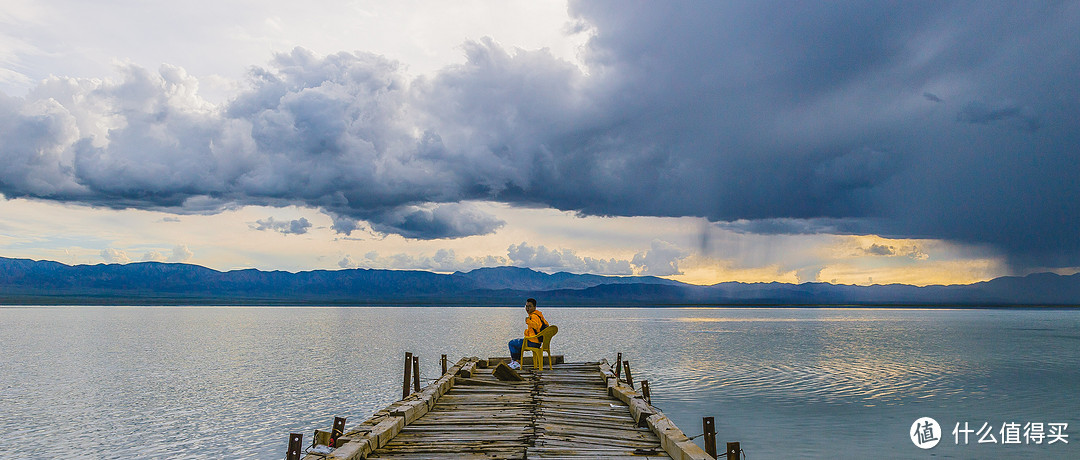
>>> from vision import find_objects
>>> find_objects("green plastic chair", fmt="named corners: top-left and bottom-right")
top-left (522, 325), bottom-right (558, 371)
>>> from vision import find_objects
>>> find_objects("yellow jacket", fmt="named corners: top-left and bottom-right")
top-left (524, 310), bottom-right (548, 346)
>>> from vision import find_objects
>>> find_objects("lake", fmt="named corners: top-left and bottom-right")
top-left (1, 306), bottom-right (1077, 458)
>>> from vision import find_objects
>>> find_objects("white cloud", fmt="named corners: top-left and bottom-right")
top-left (338, 254), bottom-right (357, 269)
top-left (100, 247), bottom-right (131, 264)
top-left (507, 242), bottom-right (632, 275)
top-left (631, 240), bottom-right (688, 276)
top-left (167, 244), bottom-right (193, 263)
top-left (344, 248), bottom-right (506, 272)
top-left (795, 266), bottom-right (824, 284)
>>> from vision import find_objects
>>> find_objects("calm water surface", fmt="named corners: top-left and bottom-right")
top-left (1, 306), bottom-right (1078, 459)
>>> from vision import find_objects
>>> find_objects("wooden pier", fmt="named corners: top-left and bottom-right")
top-left (292, 356), bottom-right (717, 460)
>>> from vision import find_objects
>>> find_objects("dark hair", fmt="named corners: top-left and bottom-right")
top-left (526, 298), bottom-right (537, 306)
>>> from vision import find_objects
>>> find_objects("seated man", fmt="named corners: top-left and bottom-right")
top-left (507, 298), bottom-right (548, 370)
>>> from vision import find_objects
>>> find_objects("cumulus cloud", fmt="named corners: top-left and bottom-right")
top-left (796, 266), bottom-right (824, 284)
top-left (631, 240), bottom-right (689, 276)
top-left (348, 240), bottom-right (708, 279)
top-left (507, 242), bottom-right (633, 275)
top-left (167, 244), bottom-right (193, 263)
top-left (101, 248), bottom-right (131, 264)
top-left (330, 215), bottom-right (362, 236)
top-left (353, 243), bottom-right (640, 275)
top-left (908, 248), bottom-right (930, 261)
top-left (862, 242), bottom-right (929, 260)
top-left (344, 249), bottom-right (507, 272)
top-left (1, 2), bottom-right (1078, 269)
top-left (866, 243), bottom-right (895, 256)
top-left (252, 217), bottom-right (313, 235)
top-left (338, 255), bottom-right (357, 269)
top-left (100, 247), bottom-right (191, 264)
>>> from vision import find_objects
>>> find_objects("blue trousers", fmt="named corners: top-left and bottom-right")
top-left (508, 338), bottom-right (540, 361)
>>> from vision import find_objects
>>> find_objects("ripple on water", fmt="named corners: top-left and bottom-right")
top-left (3, 306), bottom-right (1079, 459)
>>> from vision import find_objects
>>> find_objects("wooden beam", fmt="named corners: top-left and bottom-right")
top-left (402, 352), bottom-right (413, 399)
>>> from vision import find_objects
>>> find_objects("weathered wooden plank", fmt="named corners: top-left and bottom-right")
top-left (535, 435), bottom-right (664, 449)
top-left (529, 447), bottom-right (669, 460)
top-left (302, 358), bottom-right (689, 460)
top-left (369, 450), bottom-right (525, 459)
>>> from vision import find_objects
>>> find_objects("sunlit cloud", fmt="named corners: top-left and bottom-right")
top-left (168, 244), bottom-right (194, 263)
top-left (100, 248), bottom-right (131, 264)
top-left (507, 242), bottom-right (632, 275)
top-left (0, 196), bottom-right (1018, 286)
top-left (340, 249), bottom-right (507, 273)
top-left (818, 259), bottom-right (1004, 287)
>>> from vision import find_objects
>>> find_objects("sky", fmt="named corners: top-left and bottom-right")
top-left (0, 0), bottom-right (1077, 286)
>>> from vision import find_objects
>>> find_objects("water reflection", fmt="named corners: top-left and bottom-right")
top-left (1, 306), bottom-right (1077, 459)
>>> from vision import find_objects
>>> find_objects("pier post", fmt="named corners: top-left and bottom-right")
top-left (442, 354), bottom-right (448, 375)
top-left (703, 416), bottom-right (717, 458)
top-left (614, 353), bottom-right (622, 380)
top-left (412, 355), bottom-right (421, 393)
top-left (641, 380), bottom-right (651, 405)
top-left (726, 441), bottom-right (741, 460)
top-left (286, 433), bottom-right (302, 460)
top-left (403, 352), bottom-right (413, 399)
top-left (332, 416), bottom-right (346, 446)
top-left (622, 360), bottom-right (634, 389)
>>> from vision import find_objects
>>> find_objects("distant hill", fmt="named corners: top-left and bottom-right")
top-left (0, 256), bottom-right (1078, 306)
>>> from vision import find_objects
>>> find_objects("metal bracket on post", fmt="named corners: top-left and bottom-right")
top-left (332, 416), bottom-right (346, 446)
top-left (286, 433), bottom-right (303, 460)
top-left (442, 354), bottom-right (448, 375)
top-left (726, 441), bottom-right (741, 460)
top-left (412, 355), bottom-right (420, 393)
top-left (403, 352), bottom-right (413, 399)
top-left (622, 360), bottom-right (634, 390)
top-left (614, 352), bottom-right (622, 380)
top-left (641, 380), bottom-right (651, 405)
top-left (703, 417), bottom-right (717, 459)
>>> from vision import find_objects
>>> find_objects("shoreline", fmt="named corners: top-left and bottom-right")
top-left (3, 300), bottom-right (1079, 309)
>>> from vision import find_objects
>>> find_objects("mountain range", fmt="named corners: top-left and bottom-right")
top-left (1, 256), bottom-right (1078, 306)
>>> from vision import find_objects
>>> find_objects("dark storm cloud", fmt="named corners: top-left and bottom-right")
top-left (558, 0), bottom-right (1080, 269)
top-left (956, 101), bottom-right (1041, 132)
top-left (366, 203), bottom-right (505, 239)
top-left (717, 217), bottom-right (872, 235)
top-left (0, 2), bottom-right (1078, 267)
